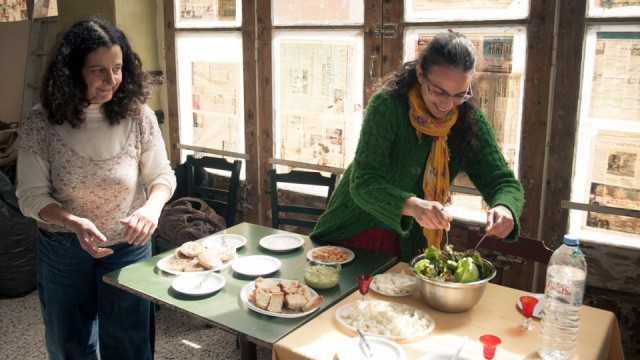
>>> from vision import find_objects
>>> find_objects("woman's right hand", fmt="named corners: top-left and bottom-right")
top-left (402, 196), bottom-right (452, 230)
top-left (64, 216), bottom-right (113, 258)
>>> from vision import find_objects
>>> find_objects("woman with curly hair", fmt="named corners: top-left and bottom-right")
top-left (310, 32), bottom-right (524, 263)
top-left (16, 18), bottom-right (176, 359)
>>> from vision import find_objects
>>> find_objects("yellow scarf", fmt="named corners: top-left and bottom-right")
top-left (408, 85), bottom-right (458, 249)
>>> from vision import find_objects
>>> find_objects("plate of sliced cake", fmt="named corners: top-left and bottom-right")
top-left (156, 241), bottom-right (237, 275)
top-left (240, 277), bottom-right (323, 318)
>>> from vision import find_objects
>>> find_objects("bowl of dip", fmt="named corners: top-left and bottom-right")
top-left (304, 261), bottom-right (341, 289)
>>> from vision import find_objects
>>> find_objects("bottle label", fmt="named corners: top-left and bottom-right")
top-left (546, 278), bottom-right (572, 297)
top-left (545, 266), bottom-right (586, 305)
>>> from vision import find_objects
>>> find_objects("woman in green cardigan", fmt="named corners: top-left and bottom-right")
top-left (310, 32), bottom-right (524, 263)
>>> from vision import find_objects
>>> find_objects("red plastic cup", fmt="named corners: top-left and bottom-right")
top-left (479, 334), bottom-right (502, 359)
top-left (520, 295), bottom-right (539, 319)
top-left (355, 274), bottom-right (373, 296)
top-left (519, 295), bottom-right (539, 330)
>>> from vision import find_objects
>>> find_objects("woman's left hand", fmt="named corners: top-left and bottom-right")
top-left (485, 205), bottom-right (514, 238)
top-left (119, 205), bottom-right (161, 245)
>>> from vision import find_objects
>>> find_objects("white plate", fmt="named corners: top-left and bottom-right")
top-left (417, 354), bottom-right (472, 360)
top-left (306, 246), bottom-right (355, 265)
top-left (171, 272), bottom-right (226, 296)
top-left (335, 300), bottom-right (435, 341)
top-left (259, 234), bottom-right (304, 252)
top-left (239, 279), bottom-right (321, 318)
top-left (370, 273), bottom-right (418, 297)
top-left (156, 253), bottom-right (237, 275)
top-left (232, 255), bottom-right (281, 277)
top-left (517, 293), bottom-right (545, 318)
top-left (202, 233), bottom-right (247, 249)
top-left (336, 336), bottom-right (406, 360)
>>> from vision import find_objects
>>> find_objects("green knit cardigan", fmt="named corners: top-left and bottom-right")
top-left (310, 91), bottom-right (525, 263)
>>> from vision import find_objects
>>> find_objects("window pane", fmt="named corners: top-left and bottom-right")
top-left (0, 0), bottom-right (27, 21)
top-left (405, 27), bottom-right (527, 222)
top-left (588, 0), bottom-right (640, 18)
top-left (175, 0), bottom-right (240, 28)
top-left (273, 31), bottom-right (364, 169)
top-left (176, 32), bottom-right (245, 159)
top-left (405, 0), bottom-right (529, 22)
top-left (570, 26), bottom-right (640, 244)
top-left (34, 0), bottom-right (58, 18)
top-left (274, 0), bottom-right (363, 25)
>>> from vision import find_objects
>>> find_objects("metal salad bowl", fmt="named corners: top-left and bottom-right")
top-left (409, 254), bottom-right (497, 313)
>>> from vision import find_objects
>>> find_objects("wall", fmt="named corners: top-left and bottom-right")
top-left (0, 20), bottom-right (29, 124)
top-left (56, 0), bottom-right (114, 31)
top-left (114, 0), bottom-right (161, 110)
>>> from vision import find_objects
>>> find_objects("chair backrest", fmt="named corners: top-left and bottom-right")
top-left (269, 169), bottom-right (337, 230)
top-left (466, 226), bottom-right (553, 264)
top-left (185, 155), bottom-right (242, 227)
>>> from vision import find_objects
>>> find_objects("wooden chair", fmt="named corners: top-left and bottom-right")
top-left (153, 155), bottom-right (242, 255)
top-left (185, 155), bottom-right (242, 227)
top-left (269, 169), bottom-right (337, 231)
top-left (466, 226), bottom-right (553, 291)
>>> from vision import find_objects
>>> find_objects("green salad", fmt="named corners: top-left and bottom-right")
top-left (413, 245), bottom-right (492, 283)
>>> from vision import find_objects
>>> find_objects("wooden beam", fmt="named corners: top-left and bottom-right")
top-left (542, 0), bottom-right (587, 248)
top-left (256, 0), bottom-right (273, 226)
top-left (382, 0), bottom-right (404, 76)
top-left (268, 158), bottom-right (345, 175)
top-left (561, 201), bottom-right (640, 218)
top-left (163, 0), bottom-right (181, 167)
top-left (363, 0), bottom-right (382, 103)
top-left (242, 0), bottom-right (261, 224)
top-left (517, 0), bottom-right (558, 239)
top-left (175, 143), bottom-right (249, 160)
top-left (26, 0), bottom-right (34, 19)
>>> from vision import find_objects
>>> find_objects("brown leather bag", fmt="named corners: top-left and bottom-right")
top-left (156, 197), bottom-right (226, 246)
top-left (0, 122), bottom-right (18, 167)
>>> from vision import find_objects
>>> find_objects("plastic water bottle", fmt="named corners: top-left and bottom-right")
top-left (538, 234), bottom-right (587, 360)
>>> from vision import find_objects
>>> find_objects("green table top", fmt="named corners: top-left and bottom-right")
top-left (103, 222), bottom-right (397, 348)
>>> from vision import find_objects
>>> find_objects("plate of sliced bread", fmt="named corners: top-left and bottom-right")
top-left (157, 241), bottom-right (237, 275)
top-left (241, 277), bottom-right (324, 318)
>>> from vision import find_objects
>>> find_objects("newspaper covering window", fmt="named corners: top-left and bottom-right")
top-left (570, 27), bottom-right (640, 243)
top-left (411, 0), bottom-right (512, 10)
top-left (273, 0), bottom-right (363, 25)
top-left (175, 0), bottom-right (239, 27)
top-left (583, 132), bottom-right (640, 236)
top-left (589, 0), bottom-right (640, 17)
top-left (406, 0), bottom-right (528, 21)
top-left (0, 0), bottom-right (27, 22)
top-left (415, 34), bottom-right (513, 73)
top-left (33, 0), bottom-right (57, 18)
top-left (191, 62), bottom-right (243, 153)
top-left (595, 0), bottom-right (640, 7)
top-left (588, 32), bottom-right (640, 122)
top-left (176, 33), bottom-right (245, 162)
top-left (275, 36), bottom-right (363, 169)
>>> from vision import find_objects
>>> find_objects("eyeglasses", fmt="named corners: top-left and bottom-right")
top-left (424, 76), bottom-right (473, 104)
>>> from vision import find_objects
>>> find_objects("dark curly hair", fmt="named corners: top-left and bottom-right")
top-left (40, 18), bottom-right (150, 128)
top-left (375, 32), bottom-right (481, 160)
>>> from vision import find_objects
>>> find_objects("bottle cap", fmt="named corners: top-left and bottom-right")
top-left (563, 234), bottom-right (579, 246)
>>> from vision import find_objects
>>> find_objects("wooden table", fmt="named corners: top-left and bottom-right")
top-left (102, 222), bottom-right (397, 360)
top-left (272, 262), bottom-right (624, 360)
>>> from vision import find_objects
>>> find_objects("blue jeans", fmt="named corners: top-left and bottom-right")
top-left (37, 230), bottom-right (155, 360)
